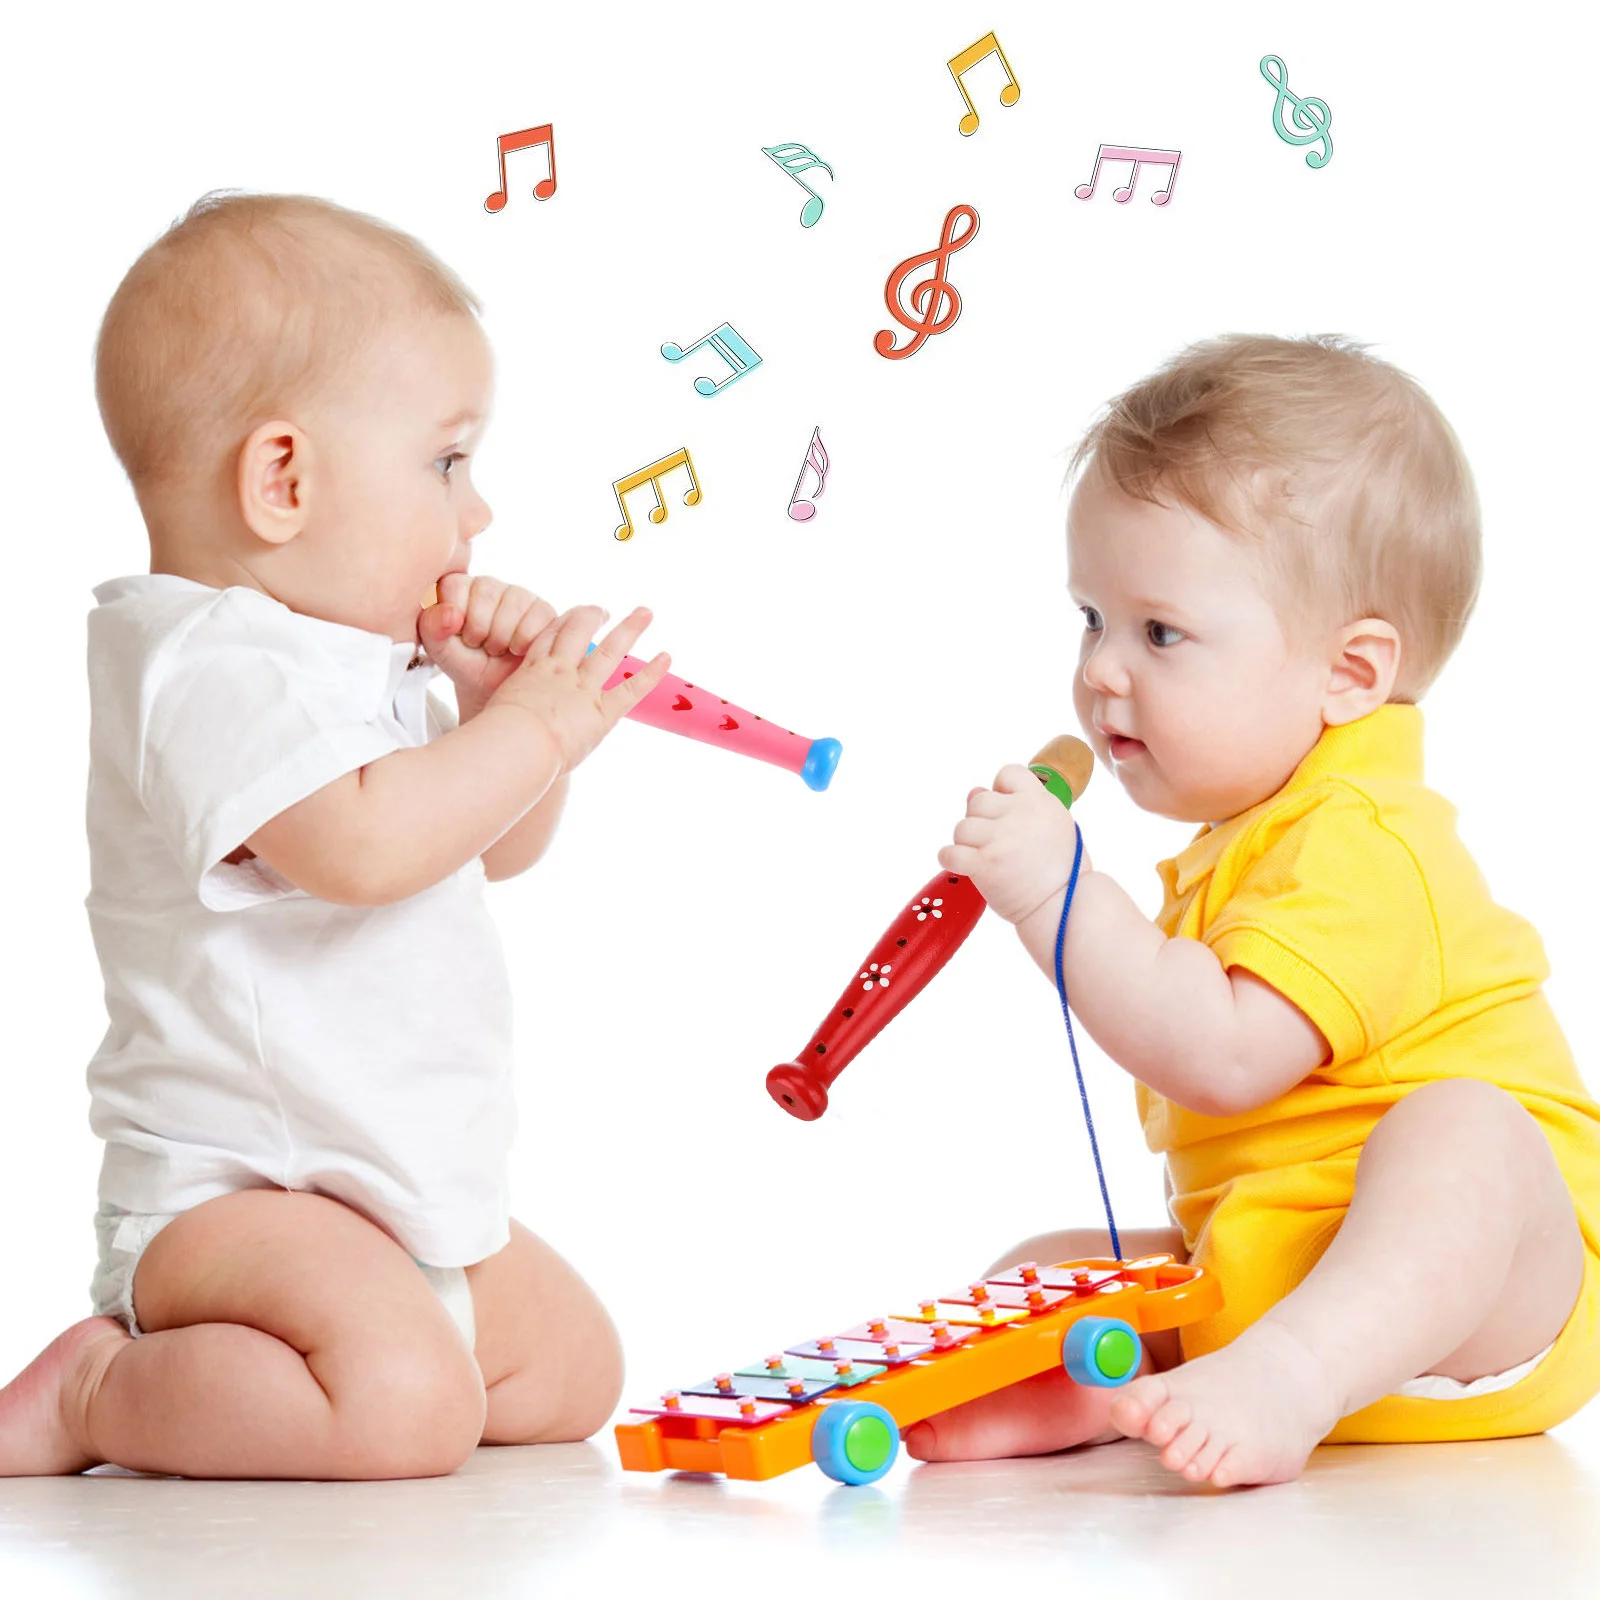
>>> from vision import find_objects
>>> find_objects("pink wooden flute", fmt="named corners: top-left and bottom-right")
top-left (767, 736), bottom-right (1094, 1118)
top-left (601, 654), bottom-right (841, 790)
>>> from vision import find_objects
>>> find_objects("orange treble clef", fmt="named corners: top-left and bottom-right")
top-left (873, 204), bottom-right (981, 361)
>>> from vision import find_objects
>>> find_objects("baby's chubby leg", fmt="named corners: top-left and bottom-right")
top-left (1110, 1079), bottom-right (1589, 1489)
top-left (0, 1189), bottom-right (487, 1479)
top-left (904, 1226), bottom-right (1187, 1463)
top-left (466, 1218), bottom-right (624, 1445)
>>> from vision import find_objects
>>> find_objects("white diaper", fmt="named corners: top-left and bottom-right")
top-left (90, 1202), bottom-right (477, 1353)
top-left (1385, 1339), bottom-right (1557, 1401)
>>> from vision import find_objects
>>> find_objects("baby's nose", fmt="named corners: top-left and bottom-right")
top-left (1081, 646), bottom-right (1128, 694)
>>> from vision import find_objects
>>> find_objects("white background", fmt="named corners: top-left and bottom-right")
top-left (2, 0), bottom-right (1595, 1421)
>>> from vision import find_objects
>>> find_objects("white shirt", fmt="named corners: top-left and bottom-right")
top-left (84, 575), bottom-right (516, 1267)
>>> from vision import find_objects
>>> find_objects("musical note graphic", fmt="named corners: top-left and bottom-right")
top-left (612, 448), bottom-right (702, 542)
top-left (787, 427), bottom-right (830, 522)
top-left (761, 143), bottom-right (834, 228)
top-left (661, 323), bottom-right (764, 396)
top-left (1260, 56), bottom-right (1333, 169)
top-left (947, 31), bottom-right (1021, 137)
top-left (484, 124), bottom-right (557, 212)
top-left (1073, 143), bottom-right (1182, 206)
top-left (874, 204), bottom-right (981, 362)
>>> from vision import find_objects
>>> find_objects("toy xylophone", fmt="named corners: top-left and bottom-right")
top-left (615, 1254), bottom-right (1221, 1484)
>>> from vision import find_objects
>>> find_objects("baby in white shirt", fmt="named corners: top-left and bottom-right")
top-left (0, 190), bottom-right (670, 1480)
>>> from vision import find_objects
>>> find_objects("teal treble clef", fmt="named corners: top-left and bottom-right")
top-left (1260, 54), bottom-right (1333, 169)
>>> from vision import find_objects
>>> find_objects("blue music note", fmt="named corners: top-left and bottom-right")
top-left (1260, 55), bottom-right (1333, 169)
top-left (661, 323), bottom-right (764, 397)
top-left (762, 143), bottom-right (834, 228)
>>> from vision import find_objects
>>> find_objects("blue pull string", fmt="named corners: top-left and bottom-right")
top-left (1052, 825), bottom-right (1121, 1261)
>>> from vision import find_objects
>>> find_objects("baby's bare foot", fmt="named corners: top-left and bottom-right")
top-left (0, 1316), bottom-right (131, 1476)
top-left (1107, 1318), bottom-right (1340, 1488)
top-left (904, 1364), bottom-right (1126, 1462)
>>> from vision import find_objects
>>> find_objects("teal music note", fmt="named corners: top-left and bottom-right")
top-left (1260, 55), bottom-right (1333, 169)
top-left (661, 323), bottom-right (764, 397)
top-left (761, 142), bottom-right (834, 228)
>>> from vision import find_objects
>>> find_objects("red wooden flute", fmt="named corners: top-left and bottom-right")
top-left (766, 735), bottom-right (1095, 1120)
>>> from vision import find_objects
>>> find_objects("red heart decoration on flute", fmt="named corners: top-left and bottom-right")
top-left (672, 694), bottom-right (692, 711)
top-left (719, 715), bottom-right (739, 731)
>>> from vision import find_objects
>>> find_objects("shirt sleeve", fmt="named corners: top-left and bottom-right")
top-left (424, 685), bottom-right (460, 741)
top-left (137, 589), bottom-right (405, 910)
top-left (1202, 784), bottom-right (1444, 1073)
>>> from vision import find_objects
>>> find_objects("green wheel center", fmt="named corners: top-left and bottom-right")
top-left (1094, 1327), bottom-right (1139, 1379)
top-left (843, 1415), bottom-right (894, 1472)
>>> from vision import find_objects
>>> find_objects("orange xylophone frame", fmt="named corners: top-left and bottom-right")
top-left (615, 1254), bottom-right (1220, 1484)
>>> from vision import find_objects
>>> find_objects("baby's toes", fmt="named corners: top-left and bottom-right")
top-left (1161, 1417), bottom-right (1211, 1474)
top-left (1107, 1374), bottom-right (1168, 1439)
top-left (1185, 1431), bottom-right (1230, 1483)
top-left (1141, 1394), bottom-right (1193, 1450)
top-left (1210, 1442), bottom-right (1257, 1489)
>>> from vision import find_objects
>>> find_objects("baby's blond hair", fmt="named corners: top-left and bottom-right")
top-left (95, 190), bottom-right (482, 498)
top-left (1067, 334), bottom-right (1481, 702)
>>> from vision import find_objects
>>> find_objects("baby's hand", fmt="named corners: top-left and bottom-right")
top-left (937, 764), bottom-right (1083, 926)
top-left (417, 574), bottom-right (558, 718)
top-left (487, 604), bottom-right (670, 774)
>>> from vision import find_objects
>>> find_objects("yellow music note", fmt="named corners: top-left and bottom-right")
top-left (947, 31), bottom-right (1021, 137)
top-left (612, 448), bottom-right (702, 542)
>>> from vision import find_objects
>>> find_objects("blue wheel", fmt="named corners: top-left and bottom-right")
top-left (811, 1400), bottom-right (899, 1485)
top-left (1062, 1316), bottom-right (1141, 1388)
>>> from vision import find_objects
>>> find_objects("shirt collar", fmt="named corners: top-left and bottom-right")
top-left (94, 576), bottom-right (435, 686)
top-left (389, 639), bottom-right (438, 702)
top-left (1159, 704), bottom-right (1425, 899)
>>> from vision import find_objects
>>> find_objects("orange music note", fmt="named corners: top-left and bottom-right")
top-left (947, 31), bottom-right (1021, 137)
top-left (484, 124), bottom-right (557, 213)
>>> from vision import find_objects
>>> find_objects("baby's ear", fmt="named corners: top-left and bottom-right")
top-left (1325, 619), bottom-right (1402, 722)
top-left (237, 422), bottom-right (309, 546)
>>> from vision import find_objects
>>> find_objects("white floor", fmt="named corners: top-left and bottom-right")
top-left (2, 1401), bottom-right (1596, 1599)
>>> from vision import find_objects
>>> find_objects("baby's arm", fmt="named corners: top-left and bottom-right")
top-left (479, 771), bottom-right (569, 881)
top-left (243, 701), bottom-right (559, 904)
top-left (942, 765), bottom-right (1327, 1119)
top-left (1014, 873), bottom-right (1327, 1117)
top-left (244, 607), bottom-right (666, 907)
top-left (417, 574), bottom-right (575, 883)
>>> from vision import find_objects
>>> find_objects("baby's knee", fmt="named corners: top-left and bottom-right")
top-left (551, 1302), bottom-right (625, 1441)
top-left (332, 1335), bottom-right (487, 1478)
top-left (1370, 1078), bottom-right (1542, 1155)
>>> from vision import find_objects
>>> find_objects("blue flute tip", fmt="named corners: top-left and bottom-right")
top-left (801, 738), bottom-right (843, 792)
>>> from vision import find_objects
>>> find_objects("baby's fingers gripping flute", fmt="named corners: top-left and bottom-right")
top-left (766, 736), bottom-right (1094, 1118)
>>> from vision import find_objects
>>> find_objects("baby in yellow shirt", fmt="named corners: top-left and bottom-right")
top-left (913, 334), bottom-right (1600, 1488)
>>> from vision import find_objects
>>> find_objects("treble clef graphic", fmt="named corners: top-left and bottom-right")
top-left (1259, 55), bottom-right (1333, 169)
top-left (873, 204), bottom-right (981, 361)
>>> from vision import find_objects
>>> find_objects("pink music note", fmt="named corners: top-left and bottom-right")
top-left (1073, 143), bottom-right (1181, 206)
top-left (787, 426), bottom-right (830, 522)
top-left (484, 124), bottom-right (557, 212)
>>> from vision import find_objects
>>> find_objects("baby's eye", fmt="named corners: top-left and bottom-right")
top-left (1147, 620), bottom-right (1185, 647)
top-left (437, 451), bottom-right (468, 480)
top-left (1078, 605), bottom-right (1103, 632)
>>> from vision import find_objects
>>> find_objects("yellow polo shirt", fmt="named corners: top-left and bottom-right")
top-left (1140, 703), bottom-right (1600, 1441)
